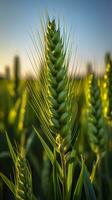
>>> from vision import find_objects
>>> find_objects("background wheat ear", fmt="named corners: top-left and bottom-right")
top-left (15, 147), bottom-right (33, 200)
top-left (87, 73), bottom-right (107, 155)
top-left (87, 73), bottom-right (108, 186)
top-left (103, 53), bottom-right (112, 121)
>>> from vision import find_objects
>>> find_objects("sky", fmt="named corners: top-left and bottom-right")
top-left (0, 0), bottom-right (112, 76)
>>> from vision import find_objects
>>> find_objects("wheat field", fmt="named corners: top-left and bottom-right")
top-left (0, 16), bottom-right (112, 200)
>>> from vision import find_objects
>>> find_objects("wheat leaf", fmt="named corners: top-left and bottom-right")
top-left (0, 151), bottom-right (10, 159)
top-left (5, 131), bottom-right (16, 163)
top-left (84, 166), bottom-right (96, 200)
top-left (0, 172), bottom-right (15, 195)
top-left (73, 158), bottom-right (84, 200)
top-left (34, 127), bottom-right (62, 180)
top-left (26, 131), bottom-right (35, 154)
top-left (34, 127), bottom-right (54, 163)
top-left (66, 150), bottom-right (76, 200)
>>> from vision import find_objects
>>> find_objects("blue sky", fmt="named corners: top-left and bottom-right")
top-left (0, 0), bottom-right (112, 75)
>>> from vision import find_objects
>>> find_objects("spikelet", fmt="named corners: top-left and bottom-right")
top-left (45, 19), bottom-right (72, 142)
top-left (87, 74), bottom-right (107, 155)
top-left (15, 147), bottom-right (33, 200)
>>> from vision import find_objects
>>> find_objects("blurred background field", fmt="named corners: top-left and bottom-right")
top-left (0, 0), bottom-right (112, 199)
top-left (0, 52), bottom-right (112, 199)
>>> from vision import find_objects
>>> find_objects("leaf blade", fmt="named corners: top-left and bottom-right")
top-left (73, 158), bottom-right (85, 200)
top-left (0, 172), bottom-right (15, 195)
top-left (5, 131), bottom-right (16, 163)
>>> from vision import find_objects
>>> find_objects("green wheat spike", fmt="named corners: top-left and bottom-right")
top-left (29, 18), bottom-right (77, 150)
top-left (87, 74), bottom-right (107, 155)
top-left (15, 147), bottom-right (33, 200)
top-left (45, 19), bottom-right (71, 141)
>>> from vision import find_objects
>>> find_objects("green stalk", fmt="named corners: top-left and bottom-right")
top-left (90, 153), bottom-right (99, 184)
top-left (56, 134), bottom-right (67, 199)
top-left (97, 158), bottom-right (103, 200)
top-left (60, 147), bottom-right (66, 200)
